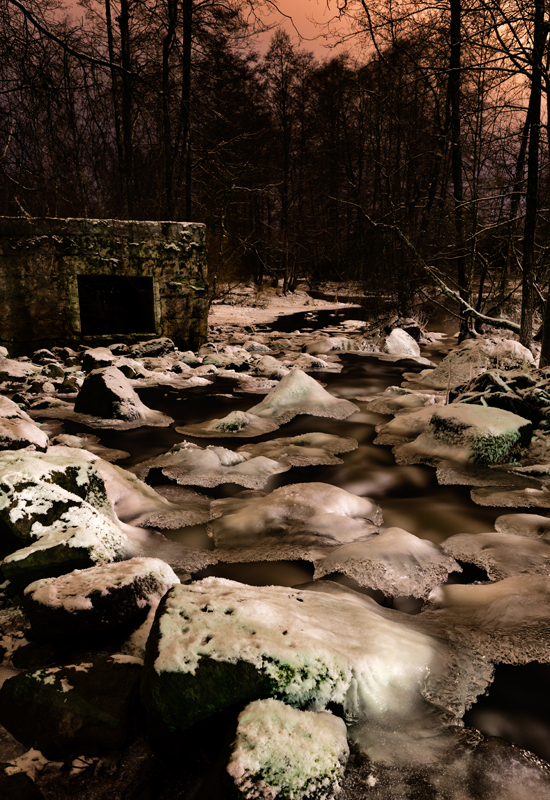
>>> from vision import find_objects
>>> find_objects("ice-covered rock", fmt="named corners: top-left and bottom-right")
top-left (141, 578), bottom-right (493, 738)
top-left (373, 406), bottom-right (439, 446)
top-left (314, 527), bottom-right (460, 598)
top-left (0, 418), bottom-right (49, 452)
top-left (0, 358), bottom-right (40, 383)
top-left (133, 440), bottom-right (289, 490)
top-left (382, 328), bottom-right (421, 358)
top-left (208, 482), bottom-right (382, 549)
top-left (236, 432), bottom-right (358, 467)
top-left (395, 404), bottom-right (532, 467)
top-left (471, 485), bottom-right (550, 508)
top-left (22, 556), bottom-right (179, 639)
top-left (49, 433), bottom-right (129, 462)
top-left (176, 409), bottom-right (280, 439)
top-left (424, 575), bottom-right (550, 663)
top-left (129, 337), bottom-right (176, 358)
top-left (73, 366), bottom-right (172, 427)
top-left (246, 370), bottom-right (358, 423)
top-left (304, 337), bottom-right (357, 355)
top-left (407, 337), bottom-right (534, 390)
top-left (227, 699), bottom-right (349, 800)
top-left (364, 386), bottom-right (442, 415)
top-left (250, 354), bottom-right (290, 379)
top-left (494, 513), bottom-right (550, 538)
top-left (81, 347), bottom-right (115, 372)
top-left (442, 531), bottom-right (550, 580)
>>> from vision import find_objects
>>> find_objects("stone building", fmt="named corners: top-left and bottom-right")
top-left (0, 217), bottom-right (208, 355)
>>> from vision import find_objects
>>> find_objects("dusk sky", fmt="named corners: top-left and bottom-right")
top-left (265, 0), bottom-right (353, 56)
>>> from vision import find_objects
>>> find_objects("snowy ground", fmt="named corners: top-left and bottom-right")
top-left (208, 284), bottom-right (357, 330)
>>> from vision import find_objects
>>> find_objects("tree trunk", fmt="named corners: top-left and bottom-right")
top-left (522, 0), bottom-right (546, 351)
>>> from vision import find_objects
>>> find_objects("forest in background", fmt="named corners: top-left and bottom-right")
top-left (1, 0), bottom-right (549, 356)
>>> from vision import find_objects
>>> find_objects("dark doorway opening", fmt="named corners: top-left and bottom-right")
top-left (78, 275), bottom-right (156, 335)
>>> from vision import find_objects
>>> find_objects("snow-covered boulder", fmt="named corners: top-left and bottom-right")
top-left (140, 578), bottom-right (492, 738)
top-left (382, 328), bottom-right (421, 358)
top-left (22, 557), bottom-right (179, 639)
top-left (74, 366), bottom-right (171, 425)
top-left (244, 340), bottom-right (271, 353)
top-left (179, 370), bottom-right (359, 432)
top-left (0, 450), bottom-right (133, 585)
top-left (227, 699), bottom-right (349, 800)
top-left (209, 482), bottom-right (382, 550)
top-left (247, 369), bottom-right (358, 423)
top-left (0, 357), bottom-right (40, 383)
top-left (81, 346), bottom-right (115, 372)
top-left (409, 337), bottom-right (534, 390)
top-left (249, 355), bottom-right (290, 380)
top-left (1, 488), bottom-right (134, 588)
top-left (0, 417), bottom-right (49, 452)
top-left (0, 654), bottom-right (143, 759)
top-left (0, 450), bottom-right (113, 540)
top-left (395, 404), bottom-right (532, 466)
top-left (314, 527), bottom-right (460, 598)
top-left (133, 440), bottom-right (289, 490)
top-left (129, 337), bottom-right (176, 358)
top-left (304, 337), bottom-right (357, 355)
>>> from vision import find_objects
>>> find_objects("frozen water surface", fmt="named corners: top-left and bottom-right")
top-left (5, 318), bottom-right (550, 796)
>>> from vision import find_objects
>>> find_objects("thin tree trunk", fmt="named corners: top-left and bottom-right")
top-left (522, 0), bottom-right (546, 349)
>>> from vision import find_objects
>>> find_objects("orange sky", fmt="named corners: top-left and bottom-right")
top-left (256, 0), bottom-right (358, 59)
top-left (263, 0), bottom-right (354, 57)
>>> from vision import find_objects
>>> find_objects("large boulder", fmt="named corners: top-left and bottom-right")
top-left (382, 328), bottom-right (421, 358)
top-left (0, 418), bottom-right (48, 452)
top-left (140, 578), bottom-right (492, 742)
top-left (129, 338), bottom-right (176, 358)
top-left (395, 404), bottom-right (532, 467)
top-left (0, 654), bottom-right (143, 760)
top-left (0, 358), bottom-right (40, 383)
top-left (22, 557), bottom-right (179, 640)
top-left (74, 366), bottom-right (167, 423)
top-left (0, 451), bottom-right (133, 585)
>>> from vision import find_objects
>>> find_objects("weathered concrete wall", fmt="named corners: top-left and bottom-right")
top-left (0, 218), bottom-right (208, 355)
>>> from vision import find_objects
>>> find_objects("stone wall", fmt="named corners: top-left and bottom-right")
top-left (0, 217), bottom-right (208, 355)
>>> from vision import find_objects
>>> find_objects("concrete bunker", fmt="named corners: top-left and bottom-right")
top-left (0, 217), bottom-right (208, 355)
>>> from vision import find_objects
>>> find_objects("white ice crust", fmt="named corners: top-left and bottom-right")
top-left (443, 531), bottom-right (550, 580)
top-left (314, 527), bottom-right (460, 598)
top-left (153, 578), bottom-right (491, 724)
top-left (208, 482), bottom-right (382, 549)
top-left (132, 440), bottom-right (289, 489)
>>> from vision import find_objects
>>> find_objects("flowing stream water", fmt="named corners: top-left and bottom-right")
top-left (58, 306), bottom-right (550, 790)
